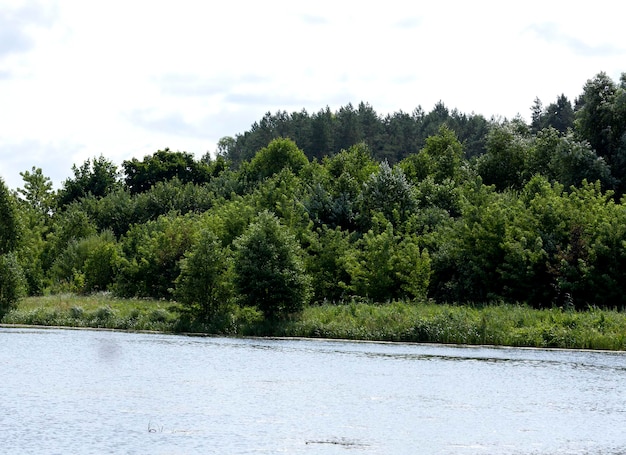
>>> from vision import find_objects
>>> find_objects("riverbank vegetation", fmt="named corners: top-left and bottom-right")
top-left (3, 294), bottom-right (626, 351)
top-left (2, 71), bottom-right (626, 350)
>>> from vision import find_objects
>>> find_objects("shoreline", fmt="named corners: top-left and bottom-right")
top-left (3, 295), bottom-right (626, 351)
top-left (3, 322), bottom-right (624, 354)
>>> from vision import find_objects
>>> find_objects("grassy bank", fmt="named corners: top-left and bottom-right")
top-left (1, 294), bottom-right (180, 332)
top-left (3, 295), bottom-right (626, 351)
top-left (286, 302), bottom-right (626, 351)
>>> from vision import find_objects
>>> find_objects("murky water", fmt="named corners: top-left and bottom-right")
top-left (1, 327), bottom-right (625, 454)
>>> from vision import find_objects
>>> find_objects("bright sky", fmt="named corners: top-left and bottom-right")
top-left (1, 0), bottom-right (625, 190)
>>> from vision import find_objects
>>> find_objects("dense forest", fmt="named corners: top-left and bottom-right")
top-left (2, 71), bottom-right (626, 323)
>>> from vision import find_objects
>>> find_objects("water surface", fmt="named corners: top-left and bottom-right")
top-left (1, 327), bottom-right (625, 454)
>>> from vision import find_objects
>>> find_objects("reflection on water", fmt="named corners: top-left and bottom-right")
top-left (1, 327), bottom-right (625, 454)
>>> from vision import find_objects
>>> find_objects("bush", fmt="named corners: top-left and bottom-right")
top-left (50, 230), bottom-right (120, 294)
top-left (233, 211), bottom-right (311, 320)
top-left (174, 229), bottom-right (232, 321)
top-left (0, 253), bottom-right (26, 313)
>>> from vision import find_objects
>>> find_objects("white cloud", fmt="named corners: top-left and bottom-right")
top-left (1, 0), bottom-right (625, 190)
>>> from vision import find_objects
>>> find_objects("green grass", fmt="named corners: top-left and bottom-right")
top-left (281, 300), bottom-right (626, 351)
top-left (4, 295), bottom-right (626, 351)
top-left (1, 293), bottom-right (181, 332)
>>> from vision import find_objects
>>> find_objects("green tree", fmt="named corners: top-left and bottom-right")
top-left (420, 125), bottom-right (465, 183)
top-left (15, 168), bottom-right (54, 294)
top-left (43, 205), bottom-right (97, 271)
top-left (335, 103), bottom-right (363, 151)
top-left (0, 253), bottom-right (26, 313)
top-left (304, 225), bottom-right (352, 302)
top-left (233, 211), bottom-right (311, 320)
top-left (532, 94), bottom-right (574, 134)
top-left (0, 178), bottom-right (25, 311)
top-left (527, 127), bottom-right (561, 178)
top-left (247, 138), bottom-right (309, 182)
top-left (429, 183), bottom-right (509, 302)
top-left (359, 161), bottom-right (417, 228)
top-left (301, 143), bottom-right (376, 231)
top-left (123, 148), bottom-right (212, 195)
top-left (17, 167), bottom-right (54, 217)
top-left (57, 155), bottom-right (120, 208)
top-left (174, 229), bottom-right (232, 321)
top-left (216, 136), bottom-right (236, 157)
top-left (310, 107), bottom-right (336, 160)
top-left (475, 121), bottom-right (532, 190)
top-left (549, 133), bottom-right (615, 189)
top-left (0, 177), bottom-right (20, 255)
top-left (50, 230), bottom-right (120, 294)
top-left (575, 72), bottom-right (619, 160)
top-left (116, 213), bottom-right (198, 299)
top-left (344, 215), bottom-right (430, 301)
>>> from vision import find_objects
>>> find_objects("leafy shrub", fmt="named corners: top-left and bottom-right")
top-left (174, 229), bottom-right (232, 321)
top-left (233, 211), bottom-right (311, 320)
top-left (0, 253), bottom-right (26, 312)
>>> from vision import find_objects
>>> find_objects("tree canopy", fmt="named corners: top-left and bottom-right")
top-left (3, 71), bottom-right (626, 323)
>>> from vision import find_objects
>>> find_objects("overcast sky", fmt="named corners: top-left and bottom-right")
top-left (1, 0), bottom-right (625, 190)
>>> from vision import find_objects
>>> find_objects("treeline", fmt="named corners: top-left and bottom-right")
top-left (1, 71), bottom-right (626, 323)
top-left (220, 101), bottom-right (491, 164)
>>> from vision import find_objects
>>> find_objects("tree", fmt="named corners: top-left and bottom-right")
top-left (233, 211), bottom-right (310, 320)
top-left (304, 225), bottom-right (352, 302)
top-left (531, 95), bottom-right (574, 134)
top-left (122, 148), bottom-right (211, 195)
top-left (344, 215), bottom-right (430, 301)
top-left (475, 122), bottom-right (531, 190)
top-left (335, 103), bottom-right (363, 151)
top-left (0, 253), bottom-right (26, 313)
top-left (359, 161), bottom-right (417, 228)
top-left (216, 136), bottom-right (236, 157)
top-left (43, 204), bottom-right (97, 271)
top-left (17, 167), bottom-right (54, 216)
top-left (57, 155), bottom-right (120, 208)
top-left (310, 107), bottom-right (336, 160)
top-left (549, 133), bottom-right (615, 190)
top-left (174, 229), bottom-right (232, 321)
top-left (0, 177), bottom-right (20, 255)
top-left (247, 138), bottom-right (309, 182)
top-left (50, 230), bottom-right (120, 294)
top-left (116, 213), bottom-right (198, 299)
top-left (420, 125), bottom-right (465, 183)
top-left (575, 72), bottom-right (618, 160)
top-left (0, 178), bottom-right (25, 311)
top-left (544, 94), bottom-right (575, 133)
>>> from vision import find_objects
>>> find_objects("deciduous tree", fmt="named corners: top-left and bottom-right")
top-left (233, 211), bottom-right (310, 319)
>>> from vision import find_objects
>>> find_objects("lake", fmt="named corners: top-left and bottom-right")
top-left (1, 327), bottom-right (625, 454)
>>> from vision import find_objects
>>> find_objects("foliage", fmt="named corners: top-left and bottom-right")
top-left (247, 137), bottom-right (309, 182)
top-left (475, 121), bottom-right (531, 190)
top-left (0, 177), bottom-right (20, 255)
top-left (419, 125), bottom-right (465, 183)
top-left (8, 70), bottom-right (626, 325)
top-left (50, 230), bottom-right (120, 294)
top-left (223, 102), bottom-right (489, 165)
top-left (233, 211), bottom-right (311, 319)
top-left (174, 229), bottom-right (232, 321)
top-left (17, 166), bottom-right (54, 216)
top-left (344, 215), bottom-right (430, 301)
top-left (122, 148), bottom-right (213, 194)
top-left (531, 94), bottom-right (575, 134)
top-left (43, 204), bottom-right (97, 271)
top-left (549, 133), bottom-right (615, 189)
top-left (0, 253), bottom-right (26, 313)
top-left (56, 155), bottom-right (120, 208)
top-left (116, 213), bottom-right (198, 299)
top-left (304, 225), bottom-right (353, 302)
top-left (359, 161), bottom-right (417, 228)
